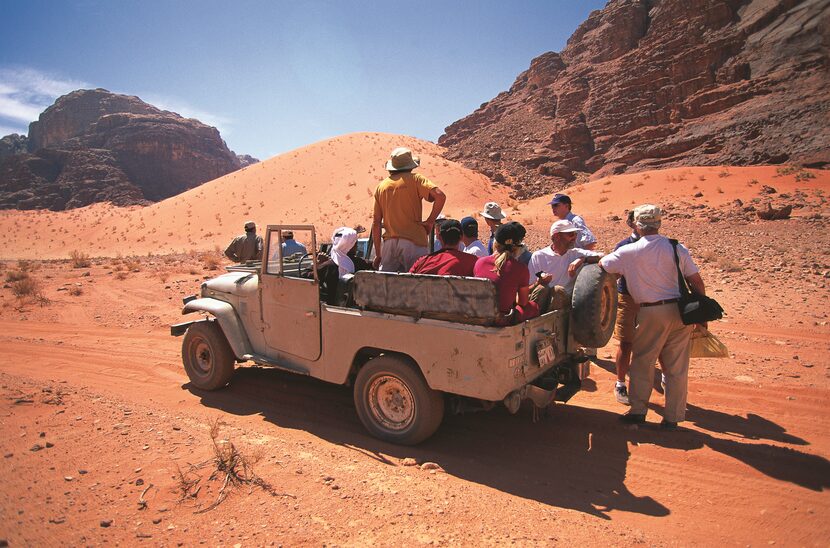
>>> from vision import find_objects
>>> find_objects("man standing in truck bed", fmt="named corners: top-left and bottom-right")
top-left (372, 147), bottom-right (446, 272)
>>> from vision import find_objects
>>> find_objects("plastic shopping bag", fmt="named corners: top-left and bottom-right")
top-left (689, 326), bottom-right (729, 358)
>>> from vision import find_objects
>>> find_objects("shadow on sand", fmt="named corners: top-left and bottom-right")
top-left (186, 366), bottom-right (829, 519)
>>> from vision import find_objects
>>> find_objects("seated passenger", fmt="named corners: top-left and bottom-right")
top-left (281, 230), bottom-right (308, 258)
top-left (318, 227), bottom-right (372, 305)
top-left (528, 219), bottom-right (603, 312)
top-left (473, 222), bottom-right (539, 325)
top-left (409, 219), bottom-right (478, 276)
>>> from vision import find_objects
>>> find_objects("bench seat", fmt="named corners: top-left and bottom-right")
top-left (352, 271), bottom-right (500, 325)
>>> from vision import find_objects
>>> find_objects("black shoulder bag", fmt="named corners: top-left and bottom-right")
top-left (670, 239), bottom-right (724, 325)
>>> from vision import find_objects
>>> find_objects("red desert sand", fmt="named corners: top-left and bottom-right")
top-left (0, 132), bottom-right (828, 546)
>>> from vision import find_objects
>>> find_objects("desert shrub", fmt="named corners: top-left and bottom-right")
top-left (718, 169), bottom-right (731, 178)
top-left (69, 250), bottom-right (91, 268)
top-left (124, 258), bottom-right (141, 272)
top-left (69, 286), bottom-right (83, 296)
top-left (12, 277), bottom-right (39, 298)
top-left (718, 258), bottom-right (743, 272)
top-left (114, 271), bottom-right (128, 280)
top-left (5, 269), bottom-right (29, 283)
top-left (598, 196), bottom-right (609, 203)
top-left (202, 253), bottom-right (222, 271)
top-left (698, 249), bottom-right (718, 264)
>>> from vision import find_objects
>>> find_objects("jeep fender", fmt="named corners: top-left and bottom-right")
top-left (177, 298), bottom-right (252, 359)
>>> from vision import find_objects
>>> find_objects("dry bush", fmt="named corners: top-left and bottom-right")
top-left (175, 420), bottom-right (291, 513)
top-left (5, 270), bottom-right (29, 283)
top-left (633, 182), bottom-right (644, 188)
top-left (12, 277), bottom-right (39, 298)
top-left (719, 170), bottom-right (731, 178)
top-left (69, 285), bottom-right (83, 296)
top-left (718, 257), bottom-right (743, 272)
top-left (11, 276), bottom-right (50, 306)
top-left (17, 260), bottom-right (35, 272)
top-left (114, 271), bottom-right (128, 281)
top-left (698, 249), bottom-right (719, 264)
top-left (598, 196), bottom-right (609, 203)
top-left (69, 250), bottom-right (91, 268)
top-left (124, 258), bottom-right (141, 272)
top-left (716, 186), bottom-right (724, 193)
top-left (202, 253), bottom-right (222, 271)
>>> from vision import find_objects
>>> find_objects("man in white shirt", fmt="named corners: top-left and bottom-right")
top-left (460, 216), bottom-right (488, 258)
top-left (600, 204), bottom-right (706, 430)
top-left (528, 220), bottom-right (602, 312)
top-left (549, 193), bottom-right (597, 250)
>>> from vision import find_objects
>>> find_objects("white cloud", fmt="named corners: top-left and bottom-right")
top-left (0, 67), bottom-right (89, 135)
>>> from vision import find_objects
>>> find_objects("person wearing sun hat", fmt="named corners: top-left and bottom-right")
top-left (480, 201), bottom-right (506, 255)
top-left (473, 221), bottom-right (539, 326)
top-left (372, 147), bottom-right (446, 272)
top-left (548, 193), bottom-right (597, 250)
top-left (600, 204), bottom-right (707, 430)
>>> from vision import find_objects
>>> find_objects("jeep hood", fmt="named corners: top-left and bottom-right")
top-left (202, 272), bottom-right (258, 296)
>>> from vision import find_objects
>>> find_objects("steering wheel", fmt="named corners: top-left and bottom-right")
top-left (298, 253), bottom-right (313, 277)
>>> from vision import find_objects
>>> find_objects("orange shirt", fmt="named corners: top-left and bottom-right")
top-left (374, 172), bottom-right (436, 247)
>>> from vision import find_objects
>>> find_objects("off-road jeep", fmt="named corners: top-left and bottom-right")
top-left (172, 225), bottom-right (617, 444)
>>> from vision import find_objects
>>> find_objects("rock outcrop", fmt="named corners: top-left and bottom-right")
top-left (0, 89), bottom-right (242, 209)
top-left (439, 0), bottom-right (830, 198)
top-left (0, 134), bottom-right (28, 162)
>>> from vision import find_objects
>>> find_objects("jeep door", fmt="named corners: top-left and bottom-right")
top-left (259, 226), bottom-right (321, 360)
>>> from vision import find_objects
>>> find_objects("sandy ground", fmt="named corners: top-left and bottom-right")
top-left (0, 139), bottom-right (829, 545)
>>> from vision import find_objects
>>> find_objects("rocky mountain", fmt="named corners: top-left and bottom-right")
top-left (439, 0), bottom-right (830, 198)
top-left (0, 89), bottom-right (243, 210)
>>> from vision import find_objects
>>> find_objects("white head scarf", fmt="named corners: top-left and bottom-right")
top-left (331, 227), bottom-right (357, 279)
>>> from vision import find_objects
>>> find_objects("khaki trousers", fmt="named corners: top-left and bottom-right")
top-left (630, 303), bottom-right (693, 422)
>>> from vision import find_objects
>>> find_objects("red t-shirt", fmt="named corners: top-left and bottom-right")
top-left (473, 255), bottom-right (531, 314)
top-left (409, 248), bottom-right (477, 276)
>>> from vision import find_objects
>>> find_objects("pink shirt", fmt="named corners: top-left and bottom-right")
top-left (474, 255), bottom-right (531, 314)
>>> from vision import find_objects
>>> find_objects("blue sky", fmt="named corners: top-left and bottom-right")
top-left (0, 0), bottom-right (606, 160)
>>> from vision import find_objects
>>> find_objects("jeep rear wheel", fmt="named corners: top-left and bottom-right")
top-left (182, 321), bottom-right (235, 390)
top-left (354, 356), bottom-right (444, 445)
top-left (571, 264), bottom-right (618, 347)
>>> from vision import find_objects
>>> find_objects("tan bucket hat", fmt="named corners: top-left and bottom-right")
top-left (480, 202), bottom-right (506, 220)
top-left (633, 204), bottom-right (662, 229)
top-left (386, 147), bottom-right (420, 172)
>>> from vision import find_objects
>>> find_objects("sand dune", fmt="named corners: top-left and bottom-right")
top-left (0, 131), bottom-right (826, 260)
top-left (0, 132), bottom-right (510, 260)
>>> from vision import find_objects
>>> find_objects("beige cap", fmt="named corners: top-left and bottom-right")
top-left (633, 204), bottom-right (662, 228)
top-left (244, 220), bottom-right (256, 230)
top-left (386, 147), bottom-right (420, 172)
top-left (550, 219), bottom-right (580, 236)
top-left (481, 202), bottom-right (506, 220)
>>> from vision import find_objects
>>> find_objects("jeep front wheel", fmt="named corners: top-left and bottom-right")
top-left (354, 356), bottom-right (444, 445)
top-left (182, 321), bottom-right (235, 390)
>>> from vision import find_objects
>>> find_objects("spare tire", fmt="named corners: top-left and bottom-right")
top-left (571, 264), bottom-right (618, 347)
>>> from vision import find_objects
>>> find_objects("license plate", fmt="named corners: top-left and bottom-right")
top-left (536, 339), bottom-right (555, 368)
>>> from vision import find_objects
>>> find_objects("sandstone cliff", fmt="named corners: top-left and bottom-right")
top-left (439, 0), bottom-right (830, 198)
top-left (0, 89), bottom-right (242, 209)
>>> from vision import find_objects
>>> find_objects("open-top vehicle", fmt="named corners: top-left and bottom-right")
top-left (172, 225), bottom-right (617, 444)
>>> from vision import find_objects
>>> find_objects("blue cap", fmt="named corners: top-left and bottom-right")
top-left (548, 193), bottom-right (572, 206)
